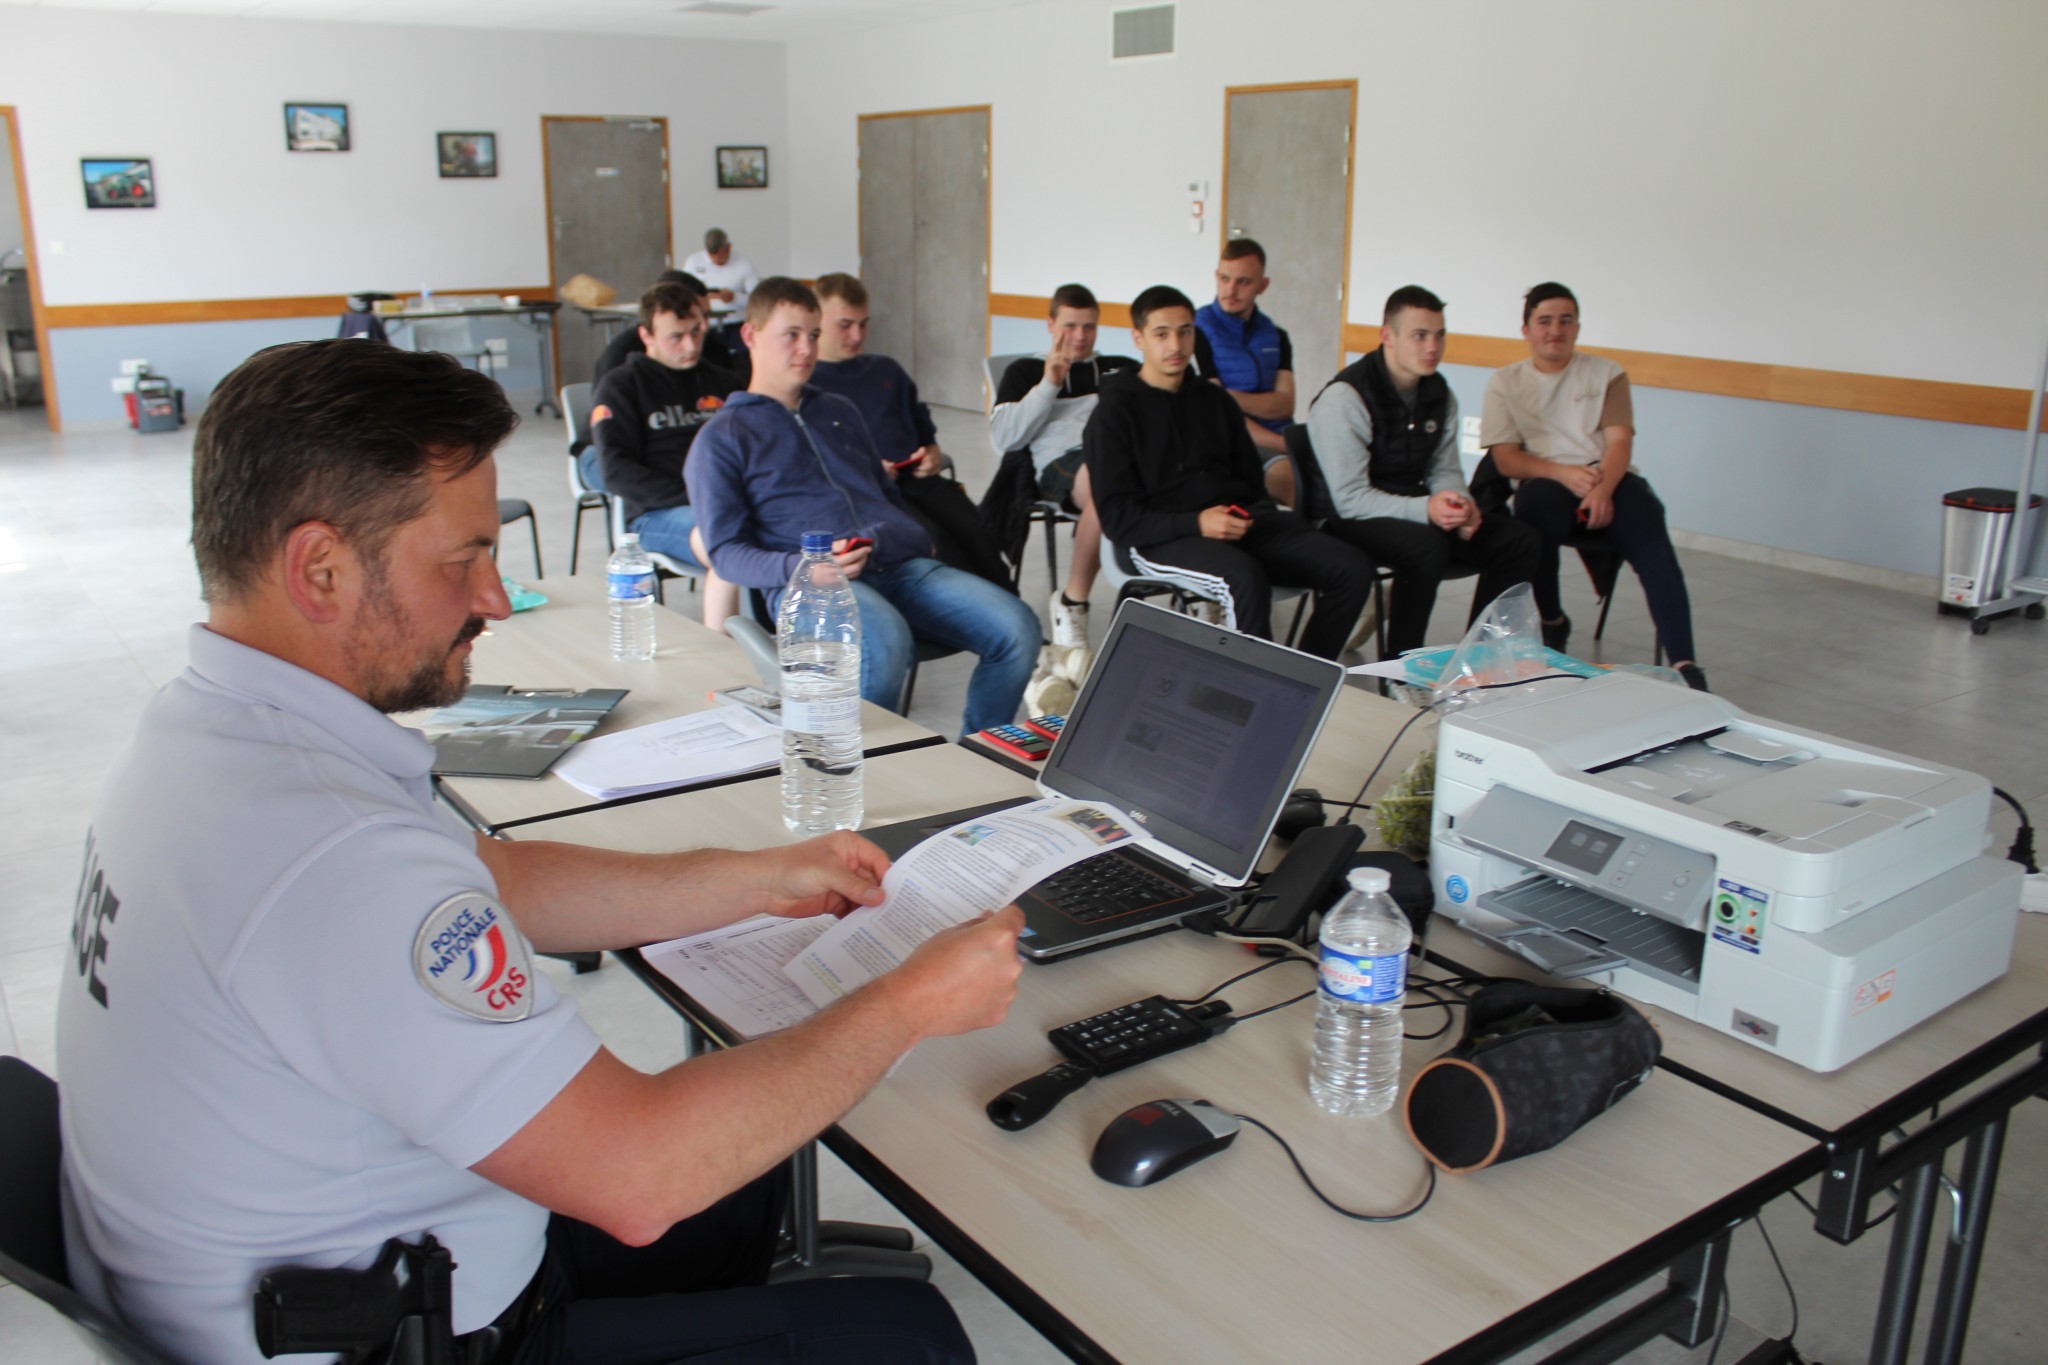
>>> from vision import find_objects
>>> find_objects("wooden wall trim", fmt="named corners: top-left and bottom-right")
top-left (983, 292), bottom-right (2039, 432)
top-left (41, 288), bottom-right (552, 330)
top-left (3, 105), bottom-right (59, 431)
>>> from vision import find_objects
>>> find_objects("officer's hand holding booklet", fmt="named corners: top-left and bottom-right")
top-left (639, 798), bottom-right (1134, 1039)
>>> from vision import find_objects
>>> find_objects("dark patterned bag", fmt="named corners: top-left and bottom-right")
top-left (1402, 982), bottom-right (1661, 1172)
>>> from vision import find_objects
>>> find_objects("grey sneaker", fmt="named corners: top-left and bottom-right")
top-left (1048, 591), bottom-right (1089, 648)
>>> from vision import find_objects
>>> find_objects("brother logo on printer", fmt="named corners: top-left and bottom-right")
top-left (1453, 749), bottom-right (1485, 766)
top-left (413, 892), bottom-right (533, 1021)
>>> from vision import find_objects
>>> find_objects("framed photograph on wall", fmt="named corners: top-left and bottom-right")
top-left (438, 132), bottom-right (497, 178)
top-left (284, 103), bottom-right (350, 152)
top-left (81, 158), bottom-right (155, 209)
top-left (716, 145), bottom-right (768, 189)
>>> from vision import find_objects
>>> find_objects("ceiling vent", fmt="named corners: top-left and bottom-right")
top-left (676, 2), bottom-right (774, 15)
top-left (1112, 4), bottom-right (1175, 60)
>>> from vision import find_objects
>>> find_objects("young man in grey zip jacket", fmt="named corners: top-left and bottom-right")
top-left (688, 278), bottom-right (1041, 735)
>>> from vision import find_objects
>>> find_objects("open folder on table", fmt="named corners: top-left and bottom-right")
top-left (550, 707), bottom-right (781, 799)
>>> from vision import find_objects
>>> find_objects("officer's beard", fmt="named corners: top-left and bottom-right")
top-left (350, 567), bottom-right (489, 715)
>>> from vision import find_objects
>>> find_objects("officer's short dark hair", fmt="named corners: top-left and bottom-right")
top-left (745, 276), bottom-right (820, 329)
top-left (1383, 285), bottom-right (1447, 325)
top-left (192, 340), bottom-right (517, 604)
top-left (1523, 281), bottom-right (1578, 324)
top-left (1220, 238), bottom-right (1266, 272)
top-left (1130, 284), bottom-right (1195, 330)
top-left (639, 280), bottom-right (706, 331)
top-left (814, 272), bottom-right (869, 308)
top-left (1049, 284), bottom-right (1098, 316)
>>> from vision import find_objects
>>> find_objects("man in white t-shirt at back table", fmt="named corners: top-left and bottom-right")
top-left (682, 226), bottom-right (759, 349)
top-left (1479, 281), bottom-right (1707, 691)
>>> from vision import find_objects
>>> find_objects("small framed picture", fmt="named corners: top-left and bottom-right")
top-left (438, 132), bottom-right (497, 178)
top-left (716, 145), bottom-right (769, 189)
top-left (81, 158), bottom-right (155, 209)
top-left (284, 103), bottom-right (350, 153)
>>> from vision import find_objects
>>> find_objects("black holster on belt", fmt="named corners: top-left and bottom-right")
top-left (252, 1234), bottom-right (496, 1365)
top-left (1402, 983), bottom-right (1661, 1172)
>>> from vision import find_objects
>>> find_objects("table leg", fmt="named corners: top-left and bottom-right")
top-left (1868, 1159), bottom-right (1943, 1365)
top-left (532, 310), bottom-right (560, 417)
top-left (1920, 1116), bottom-right (2008, 1365)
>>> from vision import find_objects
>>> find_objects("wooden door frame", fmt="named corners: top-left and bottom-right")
top-left (1220, 80), bottom-right (1357, 375)
top-left (539, 114), bottom-right (673, 389)
top-left (854, 104), bottom-right (992, 360)
top-left (1, 105), bottom-right (57, 431)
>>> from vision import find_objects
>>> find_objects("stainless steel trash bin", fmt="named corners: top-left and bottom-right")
top-left (1941, 487), bottom-right (2043, 609)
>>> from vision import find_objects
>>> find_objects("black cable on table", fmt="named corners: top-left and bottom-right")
top-left (1337, 673), bottom-right (1590, 823)
top-left (1755, 1213), bottom-right (1800, 1346)
top-left (1233, 1112), bottom-right (1437, 1222)
top-left (1992, 786), bottom-right (2037, 872)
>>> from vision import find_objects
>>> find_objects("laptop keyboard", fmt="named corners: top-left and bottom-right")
top-left (1035, 854), bottom-right (1191, 923)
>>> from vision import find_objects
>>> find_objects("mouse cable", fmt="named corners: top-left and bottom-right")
top-left (1170, 953), bottom-right (1314, 1008)
top-left (1753, 1211), bottom-right (1800, 1347)
top-left (1231, 1113), bottom-right (1437, 1222)
top-left (1210, 928), bottom-right (1319, 964)
top-left (1336, 673), bottom-right (1591, 826)
top-left (1991, 786), bottom-right (2037, 872)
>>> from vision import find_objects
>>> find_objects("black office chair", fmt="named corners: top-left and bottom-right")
top-left (1468, 453), bottom-right (1661, 662)
top-left (496, 499), bottom-right (542, 580)
top-left (0, 1056), bottom-right (182, 1365)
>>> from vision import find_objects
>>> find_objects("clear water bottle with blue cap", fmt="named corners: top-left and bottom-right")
top-left (779, 532), bottom-right (863, 833)
top-left (606, 533), bottom-right (657, 662)
top-left (1309, 867), bottom-right (1411, 1115)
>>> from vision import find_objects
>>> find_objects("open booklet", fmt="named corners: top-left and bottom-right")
top-left (637, 797), bottom-right (1133, 1040)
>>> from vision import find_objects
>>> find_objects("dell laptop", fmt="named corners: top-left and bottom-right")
top-left (866, 599), bottom-right (1345, 961)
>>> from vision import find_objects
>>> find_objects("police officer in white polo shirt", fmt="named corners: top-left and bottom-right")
top-left (56, 339), bottom-right (1023, 1365)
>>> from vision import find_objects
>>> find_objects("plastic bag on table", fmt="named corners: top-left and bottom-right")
top-left (1427, 583), bottom-right (1554, 707)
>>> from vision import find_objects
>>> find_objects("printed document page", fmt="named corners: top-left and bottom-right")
top-left (638, 915), bottom-right (835, 1041)
top-left (783, 797), bottom-right (1134, 1008)
top-left (552, 708), bottom-right (780, 799)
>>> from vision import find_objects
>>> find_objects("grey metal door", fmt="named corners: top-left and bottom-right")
top-left (1224, 85), bottom-right (1354, 408)
top-left (858, 108), bottom-right (989, 411)
top-left (544, 117), bottom-right (672, 385)
top-left (857, 116), bottom-right (917, 374)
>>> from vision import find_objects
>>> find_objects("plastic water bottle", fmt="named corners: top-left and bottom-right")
top-left (779, 533), bottom-right (864, 833)
top-left (1309, 867), bottom-right (1412, 1116)
top-left (606, 533), bottom-right (657, 662)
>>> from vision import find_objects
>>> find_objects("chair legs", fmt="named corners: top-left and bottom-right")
top-left (768, 1142), bottom-right (929, 1283)
top-left (524, 516), bottom-right (542, 580)
top-left (570, 500), bottom-right (613, 576)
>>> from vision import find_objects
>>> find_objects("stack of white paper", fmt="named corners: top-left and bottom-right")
top-left (551, 707), bottom-right (781, 799)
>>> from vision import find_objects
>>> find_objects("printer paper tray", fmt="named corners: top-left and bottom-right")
top-left (1475, 877), bottom-right (1704, 989)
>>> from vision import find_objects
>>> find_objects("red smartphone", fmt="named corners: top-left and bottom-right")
top-left (1022, 713), bottom-right (1065, 742)
top-left (1226, 504), bottom-right (1252, 519)
top-left (977, 723), bottom-right (1053, 762)
top-left (886, 452), bottom-right (923, 470)
top-left (839, 536), bottom-right (875, 552)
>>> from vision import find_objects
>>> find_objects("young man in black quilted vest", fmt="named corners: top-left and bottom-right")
top-left (1308, 285), bottom-right (1539, 657)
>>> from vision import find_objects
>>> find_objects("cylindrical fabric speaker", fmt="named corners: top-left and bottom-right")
top-left (1403, 982), bottom-right (1661, 1172)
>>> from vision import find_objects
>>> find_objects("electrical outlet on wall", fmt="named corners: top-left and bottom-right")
top-left (120, 359), bottom-right (149, 376)
top-left (1459, 415), bottom-right (1482, 457)
top-left (484, 338), bottom-right (509, 357)
top-left (111, 377), bottom-right (134, 394)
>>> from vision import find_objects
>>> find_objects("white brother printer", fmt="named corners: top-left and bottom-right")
top-left (1429, 671), bottom-right (2020, 1071)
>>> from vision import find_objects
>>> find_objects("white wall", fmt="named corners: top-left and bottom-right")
top-left (0, 8), bottom-right (790, 302)
top-left (788, 0), bottom-right (2048, 389)
top-left (0, 111), bottom-right (21, 261)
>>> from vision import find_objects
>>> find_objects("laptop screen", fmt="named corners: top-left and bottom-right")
top-left (1044, 601), bottom-right (1342, 885)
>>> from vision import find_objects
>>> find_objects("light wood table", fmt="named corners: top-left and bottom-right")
top-left (550, 717), bottom-right (1820, 1364)
top-left (431, 576), bottom-right (940, 833)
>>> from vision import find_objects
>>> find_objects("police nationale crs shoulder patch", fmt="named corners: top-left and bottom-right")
top-left (413, 892), bottom-right (534, 1022)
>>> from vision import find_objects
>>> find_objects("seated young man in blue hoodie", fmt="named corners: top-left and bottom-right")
top-left (688, 278), bottom-right (1041, 735)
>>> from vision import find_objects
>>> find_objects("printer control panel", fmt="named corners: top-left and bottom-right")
top-left (1457, 786), bottom-right (1715, 925)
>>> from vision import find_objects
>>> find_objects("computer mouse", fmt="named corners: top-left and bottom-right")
top-left (1275, 788), bottom-right (1327, 841)
top-left (1089, 1099), bottom-right (1240, 1187)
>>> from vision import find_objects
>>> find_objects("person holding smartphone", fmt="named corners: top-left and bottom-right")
top-left (1308, 285), bottom-right (1540, 658)
top-left (689, 279), bottom-right (1041, 735)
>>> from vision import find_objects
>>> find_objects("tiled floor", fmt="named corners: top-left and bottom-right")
top-left (1, 397), bottom-right (2043, 1362)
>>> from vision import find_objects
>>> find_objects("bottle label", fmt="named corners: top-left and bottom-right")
top-left (1318, 947), bottom-right (1407, 1005)
top-left (608, 570), bottom-right (655, 602)
top-left (782, 693), bottom-right (860, 735)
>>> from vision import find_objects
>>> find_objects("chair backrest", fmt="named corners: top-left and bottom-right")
top-left (0, 1057), bottom-right (181, 1365)
top-left (1282, 423), bottom-right (1338, 524)
top-left (984, 353), bottom-right (1036, 414)
top-left (562, 382), bottom-right (595, 452)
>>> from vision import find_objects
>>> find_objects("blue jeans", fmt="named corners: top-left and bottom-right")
top-left (628, 503), bottom-right (706, 572)
top-left (775, 556), bottom-right (1039, 735)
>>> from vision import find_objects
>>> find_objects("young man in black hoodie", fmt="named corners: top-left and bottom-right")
top-left (590, 280), bottom-right (742, 624)
top-left (1082, 285), bottom-right (1376, 659)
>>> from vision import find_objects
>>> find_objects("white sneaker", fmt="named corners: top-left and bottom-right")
top-left (1186, 597), bottom-right (1228, 627)
top-left (1048, 591), bottom-right (1090, 648)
